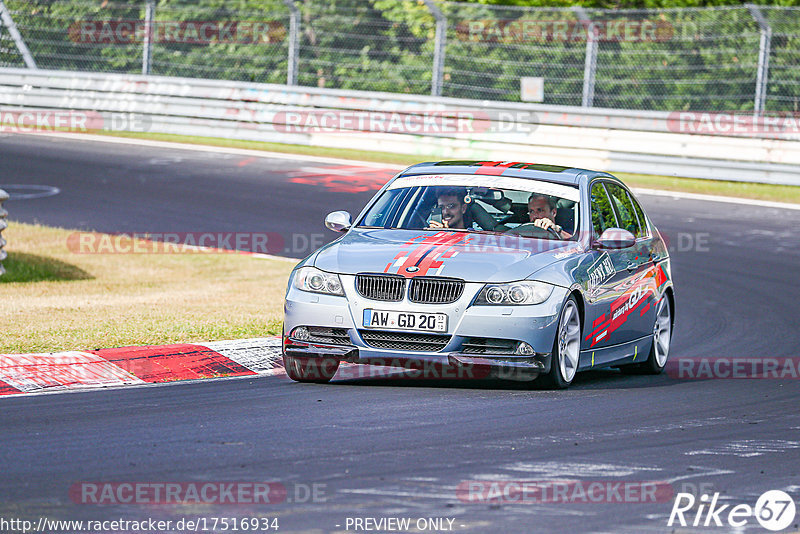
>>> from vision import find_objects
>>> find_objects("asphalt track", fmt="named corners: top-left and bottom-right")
top-left (2, 134), bottom-right (800, 533)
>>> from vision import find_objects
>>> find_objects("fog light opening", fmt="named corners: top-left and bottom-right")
top-left (515, 342), bottom-right (535, 355)
top-left (292, 326), bottom-right (311, 341)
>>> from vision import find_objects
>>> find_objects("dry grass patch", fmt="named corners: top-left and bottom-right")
top-left (0, 222), bottom-right (295, 353)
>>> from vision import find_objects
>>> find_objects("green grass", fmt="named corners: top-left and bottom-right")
top-left (0, 222), bottom-right (292, 354)
top-left (1, 252), bottom-right (93, 283)
top-left (614, 173), bottom-right (800, 204)
top-left (99, 131), bottom-right (800, 204)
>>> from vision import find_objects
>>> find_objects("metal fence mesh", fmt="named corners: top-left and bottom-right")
top-left (1, 0), bottom-right (798, 112)
top-left (585, 7), bottom-right (763, 111)
top-left (296, 1), bottom-right (435, 94)
top-left (439, 3), bottom-right (586, 104)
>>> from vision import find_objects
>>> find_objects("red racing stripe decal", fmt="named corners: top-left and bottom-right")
top-left (90, 344), bottom-right (256, 382)
top-left (385, 232), bottom-right (471, 277)
top-left (475, 161), bottom-right (520, 176)
top-left (655, 264), bottom-right (668, 287)
top-left (403, 233), bottom-right (461, 267)
top-left (586, 265), bottom-right (659, 347)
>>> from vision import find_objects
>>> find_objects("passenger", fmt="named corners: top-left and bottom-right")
top-left (528, 194), bottom-right (572, 239)
top-left (428, 187), bottom-right (471, 230)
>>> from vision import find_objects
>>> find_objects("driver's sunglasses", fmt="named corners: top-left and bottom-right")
top-left (439, 203), bottom-right (460, 210)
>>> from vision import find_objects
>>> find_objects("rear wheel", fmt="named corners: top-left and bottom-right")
top-left (619, 295), bottom-right (672, 375)
top-left (538, 296), bottom-right (581, 389)
top-left (283, 354), bottom-right (339, 383)
top-left (642, 296), bottom-right (672, 374)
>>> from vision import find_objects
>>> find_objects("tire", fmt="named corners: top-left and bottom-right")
top-left (641, 295), bottom-right (673, 374)
top-left (619, 295), bottom-right (673, 375)
top-left (283, 354), bottom-right (340, 383)
top-left (537, 296), bottom-right (582, 389)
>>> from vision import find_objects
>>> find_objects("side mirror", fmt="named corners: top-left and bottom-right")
top-left (324, 210), bottom-right (352, 232)
top-left (594, 228), bottom-right (635, 249)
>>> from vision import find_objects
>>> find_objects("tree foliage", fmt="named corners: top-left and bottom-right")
top-left (2, 0), bottom-right (798, 112)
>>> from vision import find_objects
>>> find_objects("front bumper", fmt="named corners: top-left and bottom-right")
top-left (284, 336), bottom-right (549, 381)
top-left (283, 277), bottom-right (567, 381)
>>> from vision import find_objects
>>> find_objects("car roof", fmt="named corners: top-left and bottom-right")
top-left (400, 161), bottom-right (612, 187)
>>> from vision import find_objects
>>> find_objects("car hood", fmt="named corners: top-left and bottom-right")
top-left (313, 228), bottom-right (580, 283)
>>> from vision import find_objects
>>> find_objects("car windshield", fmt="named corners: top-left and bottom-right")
top-left (357, 174), bottom-right (580, 240)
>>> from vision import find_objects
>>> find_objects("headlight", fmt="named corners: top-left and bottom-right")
top-left (293, 266), bottom-right (344, 296)
top-left (474, 281), bottom-right (553, 306)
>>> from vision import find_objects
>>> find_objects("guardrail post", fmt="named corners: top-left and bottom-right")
top-left (423, 0), bottom-right (447, 97)
top-left (0, 188), bottom-right (8, 276)
top-left (0, 0), bottom-right (37, 69)
top-left (283, 0), bottom-right (300, 86)
top-left (142, 0), bottom-right (155, 75)
top-left (747, 4), bottom-right (771, 115)
top-left (573, 6), bottom-right (597, 108)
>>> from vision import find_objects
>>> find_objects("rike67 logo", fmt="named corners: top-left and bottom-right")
top-left (668, 490), bottom-right (797, 531)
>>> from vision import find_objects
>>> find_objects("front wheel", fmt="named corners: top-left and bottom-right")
top-left (283, 354), bottom-right (339, 383)
top-left (537, 296), bottom-right (582, 389)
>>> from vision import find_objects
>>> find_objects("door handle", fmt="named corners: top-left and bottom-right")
top-left (626, 262), bottom-right (637, 272)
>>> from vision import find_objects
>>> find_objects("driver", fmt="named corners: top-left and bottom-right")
top-left (427, 187), bottom-right (471, 230)
top-left (528, 194), bottom-right (572, 239)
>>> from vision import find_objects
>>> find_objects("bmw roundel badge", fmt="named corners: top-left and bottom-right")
top-left (406, 266), bottom-right (419, 273)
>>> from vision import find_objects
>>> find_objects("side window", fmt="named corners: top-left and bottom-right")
top-left (605, 183), bottom-right (641, 237)
top-left (590, 182), bottom-right (616, 238)
top-left (628, 191), bottom-right (649, 237)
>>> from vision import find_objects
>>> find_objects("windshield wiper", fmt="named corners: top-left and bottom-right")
top-left (418, 227), bottom-right (473, 232)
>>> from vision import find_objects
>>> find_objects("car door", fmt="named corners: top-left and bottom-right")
top-left (604, 182), bottom-right (658, 342)
top-left (581, 180), bottom-right (640, 353)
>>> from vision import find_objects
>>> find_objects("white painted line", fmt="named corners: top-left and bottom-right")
top-left (17, 132), bottom-right (407, 170)
top-left (685, 439), bottom-right (800, 457)
top-left (14, 132), bottom-right (800, 210)
top-left (633, 187), bottom-right (800, 211)
top-left (501, 461), bottom-right (661, 478)
top-left (0, 184), bottom-right (61, 200)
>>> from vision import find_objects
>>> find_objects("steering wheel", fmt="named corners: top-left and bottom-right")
top-left (505, 222), bottom-right (561, 240)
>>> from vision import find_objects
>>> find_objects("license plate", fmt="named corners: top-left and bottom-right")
top-left (362, 309), bottom-right (447, 333)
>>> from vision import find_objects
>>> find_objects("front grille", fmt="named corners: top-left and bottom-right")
top-left (461, 337), bottom-right (518, 355)
top-left (307, 327), bottom-right (351, 345)
top-left (356, 274), bottom-right (405, 302)
top-left (359, 330), bottom-right (451, 352)
top-left (409, 277), bottom-right (464, 304)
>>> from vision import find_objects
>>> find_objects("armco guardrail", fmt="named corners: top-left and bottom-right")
top-left (0, 188), bottom-right (8, 276)
top-left (1, 68), bottom-right (799, 185)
